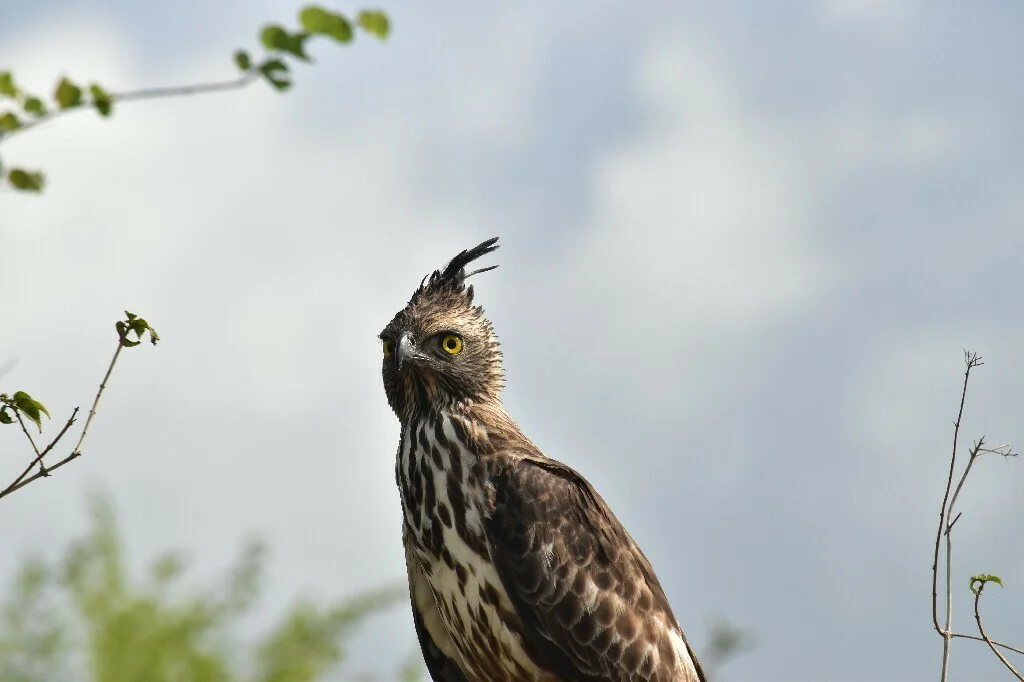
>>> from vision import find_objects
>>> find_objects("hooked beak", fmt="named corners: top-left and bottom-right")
top-left (396, 333), bottom-right (417, 371)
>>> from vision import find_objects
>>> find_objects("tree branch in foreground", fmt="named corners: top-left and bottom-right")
top-left (0, 7), bottom-right (390, 192)
top-left (931, 351), bottom-right (1020, 681)
top-left (0, 311), bottom-right (158, 502)
top-left (972, 576), bottom-right (1024, 681)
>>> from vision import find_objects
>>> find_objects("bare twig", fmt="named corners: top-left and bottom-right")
top-left (1, 408), bottom-right (80, 499)
top-left (0, 74), bottom-right (256, 143)
top-left (13, 407), bottom-right (41, 458)
top-left (943, 528), bottom-right (953, 680)
top-left (940, 433), bottom-right (987, 667)
top-left (950, 633), bottom-right (1024, 658)
top-left (71, 339), bottom-right (123, 457)
top-left (0, 450), bottom-right (81, 500)
top-left (38, 407), bottom-right (79, 461)
top-left (974, 583), bottom-right (1024, 681)
top-left (111, 75), bottom-right (257, 103)
top-left (946, 438), bottom-right (985, 527)
top-left (934, 351), bottom-right (982, 680)
top-left (932, 351), bottom-right (1021, 680)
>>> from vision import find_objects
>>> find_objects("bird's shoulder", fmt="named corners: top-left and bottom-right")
top-left (480, 448), bottom-right (667, 609)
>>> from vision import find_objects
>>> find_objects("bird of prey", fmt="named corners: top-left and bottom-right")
top-left (380, 238), bottom-right (705, 682)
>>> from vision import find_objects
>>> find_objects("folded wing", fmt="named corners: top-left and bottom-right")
top-left (484, 455), bottom-right (705, 682)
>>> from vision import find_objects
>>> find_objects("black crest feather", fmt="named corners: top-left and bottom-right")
top-left (413, 237), bottom-right (500, 302)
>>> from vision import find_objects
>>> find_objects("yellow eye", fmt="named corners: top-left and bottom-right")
top-left (382, 338), bottom-right (394, 358)
top-left (440, 334), bottom-right (463, 355)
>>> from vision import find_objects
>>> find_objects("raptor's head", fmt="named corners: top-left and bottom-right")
top-left (380, 237), bottom-right (504, 421)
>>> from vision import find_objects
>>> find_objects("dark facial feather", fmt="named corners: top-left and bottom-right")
top-left (381, 238), bottom-right (504, 420)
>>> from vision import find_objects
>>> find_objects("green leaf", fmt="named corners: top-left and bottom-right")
top-left (89, 83), bottom-right (113, 117)
top-left (12, 390), bottom-right (49, 432)
top-left (258, 59), bottom-right (292, 92)
top-left (12, 391), bottom-right (50, 419)
top-left (23, 96), bottom-right (46, 116)
top-left (8, 168), bottom-right (44, 192)
top-left (970, 573), bottom-right (1004, 595)
top-left (0, 111), bottom-right (20, 132)
top-left (234, 49), bottom-right (252, 72)
top-left (20, 403), bottom-right (42, 429)
top-left (299, 6), bottom-right (353, 43)
top-left (0, 406), bottom-right (14, 425)
top-left (131, 316), bottom-right (159, 346)
top-left (0, 71), bottom-right (18, 98)
top-left (260, 25), bottom-right (310, 61)
top-left (117, 313), bottom-right (158, 347)
top-left (54, 77), bottom-right (83, 109)
top-left (357, 10), bottom-right (390, 40)
top-left (260, 24), bottom-right (288, 50)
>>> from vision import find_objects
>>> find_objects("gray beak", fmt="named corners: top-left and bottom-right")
top-left (397, 333), bottom-right (416, 371)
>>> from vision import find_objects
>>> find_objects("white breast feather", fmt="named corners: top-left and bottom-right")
top-left (408, 415), bottom-right (546, 680)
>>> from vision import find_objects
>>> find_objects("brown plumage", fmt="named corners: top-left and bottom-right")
top-left (380, 238), bottom-right (705, 682)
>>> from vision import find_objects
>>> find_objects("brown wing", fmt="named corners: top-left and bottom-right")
top-left (484, 455), bottom-right (706, 682)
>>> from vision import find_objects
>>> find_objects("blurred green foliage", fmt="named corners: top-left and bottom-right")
top-left (702, 618), bottom-right (755, 679)
top-left (0, 494), bottom-right (419, 682)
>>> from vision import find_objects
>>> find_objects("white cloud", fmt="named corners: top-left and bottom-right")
top-left (544, 34), bottom-right (826, 396)
top-left (826, 108), bottom-right (968, 171)
top-left (824, 0), bottom-right (914, 27)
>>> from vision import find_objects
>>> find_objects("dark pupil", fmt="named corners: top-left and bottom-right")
top-left (446, 338), bottom-right (456, 349)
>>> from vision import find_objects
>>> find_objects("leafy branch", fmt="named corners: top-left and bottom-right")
top-left (972, 576), bottom-right (1024, 681)
top-left (0, 6), bottom-right (390, 192)
top-left (932, 351), bottom-right (1020, 681)
top-left (0, 311), bottom-right (158, 502)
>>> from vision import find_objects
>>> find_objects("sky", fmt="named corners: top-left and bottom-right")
top-left (2, 1), bottom-right (1023, 680)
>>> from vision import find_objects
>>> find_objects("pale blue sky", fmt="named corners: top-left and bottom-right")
top-left (2, 2), bottom-right (1023, 680)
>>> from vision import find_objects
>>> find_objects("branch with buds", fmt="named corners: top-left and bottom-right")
top-left (932, 351), bottom-right (1020, 680)
top-left (0, 311), bottom-right (158, 502)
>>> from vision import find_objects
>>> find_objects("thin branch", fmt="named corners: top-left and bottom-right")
top-left (3, 408), bottom-right (80, 495)
top-left (13, 408), bottom-right (41, 458)
top-left (0, 409), bottom-right (78, 500)
top-left (71, 340), bottom-right (123, 456)
top-left (934, 351), bottom-right (981, 681)
top-left (38, 407), bottom-right (79, 460)
top-left (942, 528), bottom-right (953, 681)
top-left (931, 352), bottom-right (1022, 678)
top-left (947, 512), bottom-right (962, 532)
top-left (974, 584), bottom-right (1024, 681)
top-left (0, 450), bottom-right (81, 500)
top-left (950, 633), bottom-right (1024, 658)
top-left (933, 352), bottom-right (980, 633)
top-left (0, 73), bottom-right (256, 143)
top-left (945, 438), bottom-right (984, 539)
top-left (111, 74), bottom-right (257, 103)
top-left (976, 443), bottom-right (1016, 458)
top-left (1, 321), bottom-right (136, 503)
